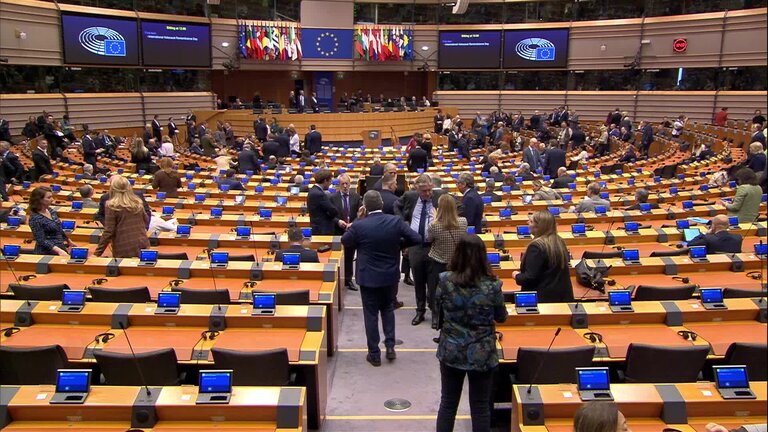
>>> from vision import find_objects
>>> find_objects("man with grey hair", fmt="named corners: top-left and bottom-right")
top-left (624, 187), bottom-right (659, 211)
top-left (342, 190), bottom-right (421, 366)
top-left (523, 138), bottom-right (541, 172)
top-left (79, 184), bottom-right (99, 209)
top-left (373, 162), bottom-right (398, 192)
top-left (456, 172), bottom-right (484, 233)
top-left (81, 163), bottom-right (96, 180)
top-left (331, 173), bottom-right (362, 291)
top-left (482, 178), bottom-right (501, 202)
top-left (571, 182), bottom-right (611, 213)
top-left (286, 174), bottom-right (309, 193)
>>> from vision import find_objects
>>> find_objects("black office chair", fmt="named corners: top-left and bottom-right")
top-left (723, 343), bottom-right (767, 381)
top-left (171, 287), bottom-right (231, 304)
top-left (228, 254), bottom-right (255, 262)
top-left (9, 283), bottom-right (70, 301)
top-left (211, 347), bottom-right (294, 386)
top-left (723, 287), bottom-right (767, 299)
top-left (622, 343), bottom-right (709, 382)
top-left (252, 289), bottom-right (310, 305)
top-left (157, 252), bottom-right (189, 260)
top-left (0, 345), bottom-right (69, 385)
top-left (515, 346), bottom-right (595, 384)
top-left (633, 284), bottom-right (697, 301)
top-left (659, 164), bottom-right (679, 179)
top-left (88, 286), bottom-right (151, 303)
top-left (650, 248), bottom-right (690, 257)
top-left (581, 250), bottom-right (622, 260)
top-left (94, 348), bottom-right (180, 386)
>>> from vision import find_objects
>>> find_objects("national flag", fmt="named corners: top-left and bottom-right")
top-left (239, 23), bottom-right (247, 58)
top-left (254, 25), bottom-right (264, 60)
top-left (294, 26), bottom-right (302, 60)
top-left (244, 24), bottom-right (252, 58)
top-left (289, 26), bottom-right (297, 60)
top-left (392, 28), bottom-right (400, 60)
top-left (261, 25), bottom-right (271, 58)
top-left (403, 28), bottom-right (412, 60)
top-left (380, 28), bottom-right (390, 60)
top-left (278, 26), bottom-right (286, 60)
top-left (361, 28), bottom-right (369, 60)
top-left (270, 26), bottom-right (280, 57)
top-left (354, 28), bottom-right (364, 58)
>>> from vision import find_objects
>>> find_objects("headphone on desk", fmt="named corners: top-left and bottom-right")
top-left (677, 330), bottom-right (697, 341)
top-left (94, 332), bottom-right (115, 344)
top-left (672, 276), bottom-right (691, 284)
top-left (92, 278), bottom-right (109, 286)
top-left (747, 271), bottom-right (763, 280)
top-left (201, 330), bottom-right (220, 341)
top-left (583, 332), bottom-right (603, 343)
top-left (18, 274), bottom-right (36, 282)
top-left (1, 327), bottom-right (21, 337)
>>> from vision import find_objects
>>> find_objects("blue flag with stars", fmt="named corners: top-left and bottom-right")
top-left (302, 28), bottom-right (354, 59)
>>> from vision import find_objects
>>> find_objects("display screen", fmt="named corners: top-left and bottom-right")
top-left (522, 195), bottom-right (533, 204)
top-left (157, 292), bottom-right (180, 308)
top-left (61, 220), bottom-right (76, 231)
top-left (195, 194), bottom-right (205, 202)
top-left (157, 192), bottom-right (166, 200)
top-left (676, 220), bottom-right (690, 230)
top-left (572, 224), bottom-right (586, 234)
top-left (683, 228), bottom-right (701, 242)
top-left (487, 252), bottom-right (501, 265)
top-left (259, 209), bottom-right (273, 218)
top-left (683, 201), bottom-right (694, 210)
top-left (517, 225), bottom-right (530, 236)
top-left (577, 368), bottom-right (610, 391)
top-left (177, 225), bottom-right (191, 235)
top-left (700, 288), bottom-right (723, 304)
top-left (562, 193), bottom-right (572, 202)
top-left (141, 21), bottom-right (211, 67)
top-left (162, 206), bottom-right (175, 216)
top-left (253, 293), bottom-right (276, 309)
top-left (211, 207), bottom-right (223, 217)
top-left (2, 244), bottom-right (20, 257)
top-left (56, 370), bottom-right (91, 393)
top-left (690, 246), bottom-right (707, 259)
top-left (622, 249), bottom-right (640, 261)
top-left (715, 366), bottom-right (749, 389)
top-left (467, 226), bottom-right (475, 234)
top-left (70, 247), bottom-right (88, 260)
top-left (7, 216), bottom-right (21, 227)
top-left (624, 222), bottom-right (639, 232)
top-left (729, 216), bottom-right (739, 227)
top-left (71, 201), bottom-right (83, 210)
top-left (62, 290), bottom-right (86, 306)
top-left (515, 292), bottom-right (537, 308)
top-left (302, 228), bottom-right (312, 238)
top-left (755, 243), bottom-right (768, 256)
top-left (140, 249), bottom-right (158, 262)
top-left (235, 226), bottom-right (251, 237)
top-left (210, 251), bottom-right (229, 264)
top-left (282, 253), bottom-right (300, 266)
top-left (594, 205), bottom-right (607, 215)
top-left (640, 203), bottom-right (652, 212)
top-left (438, 31), bottom-right (501, 69)
top-left (234, 195), bottom-right (246, 205)
top-left (608, 290), bottom-right (632, 306)
top-left (275, 196), bottom-right (288, 206)
top-left (199, 371), bottom-right (232, 393)
top-left (61, 13), bottom-right (139, 66)
top-left (549, 207), bottom-right (560, 216)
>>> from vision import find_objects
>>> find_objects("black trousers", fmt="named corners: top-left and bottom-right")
top-left (359, 285), bottom-right (396, 357)
top-left (436, 363), bottom-right (495, 432)
top-left (343, 245), bottom-right (355, 286)
top-left (427, 258), bottom-right (447, 313)
top-left (409, 244), bottom-right (431, 313)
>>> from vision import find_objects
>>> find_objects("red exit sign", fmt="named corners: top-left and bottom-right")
top-left (673, 38), bottom-right (688, 53)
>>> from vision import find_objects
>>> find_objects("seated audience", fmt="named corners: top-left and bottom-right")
top-left (274, 227), bottom-right (319, 263)
top-left (724, 168), bottom-right (762, 223)
top-left (746, 142), bottom-right (767, 173)
top-left (571, 182), bottom-right (611, 213)
top-left (481, 178), bottom-right (502, 202)
top-left (218, 169), bottom-right (245, 191)
top-left (531, 179), bottom-right (561, 201)
top-left (624, 188), bottom-right (659, 211)
top-left (687, 214), bottom-right (743, 254)
top-left (551, 167), bottom-right (572, 189)
top-left (79, 185), bottom-right (100, 208)
top-left (29, 186), bottom-right (74, 256)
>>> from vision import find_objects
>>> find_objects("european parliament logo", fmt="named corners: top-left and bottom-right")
top-left (515, 37), bottom-right (555, 61)
top-left (79, 26), bottom-right (126, 57)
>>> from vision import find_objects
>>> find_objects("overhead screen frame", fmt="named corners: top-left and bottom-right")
top-left (60, 11), bottom-right (141, 66)
top-left (438, 30), bottom-right (502, 69)
top-left (140, 19), bottom-right (212, 68)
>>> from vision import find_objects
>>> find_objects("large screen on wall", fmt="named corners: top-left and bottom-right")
top-left (438, 31), bottom-right (501, 69)
top-left (61, 13), bottom-right (140, 66)
top-left (141, 21), bottom-right (211, 68)
top-left (503, 29), bottom-right (569, 69)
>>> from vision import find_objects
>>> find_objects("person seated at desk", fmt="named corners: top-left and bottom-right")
top-left (287, 174), bottom-right (309, 193)
top-left (686, 214), bottom-right (743, 254)
top-left (218, 169), bottom-right (245, 191)
top-left (571, 182), bottom-right (611, 213)
top-left (531, 179), bottom-right (562, 201)
top-left (624, 188), bottom-right (659, 211)
top-left (746, 141), bottom-right (767, 173)
top-left (152, 157), bottom-right (181, 198)
top-left (79, 185), bottom-right (100, 209)
top-left (188, 138), bottom-right (204, 156)
top-left (517, 163), bottom-right (535, 181)
top-left (481, 178), bottom-right (502, 202)
top-left (274, 227), bottom-right (319, 263)
top-left (574, 401), bottom-right (629, 432)
top-left (488, 166), bottom-right (505, 183)
top-left (29, 186), bottom-right (75, 256)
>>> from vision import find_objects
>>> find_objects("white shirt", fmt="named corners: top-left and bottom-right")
top-left (443, 118), bottom-right (452, 131)
top-left (159, 142), bottom-right (174, 157)
top-left (148, 213), bottom-right (178, 235)
top-left (409, 198), bottom-right (433, 240)
top-left (289, 134), bottom-right (300, 153)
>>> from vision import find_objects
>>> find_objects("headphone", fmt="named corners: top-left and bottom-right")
top-left (583, 332), bottom-right (603, 343)
top-left (94, 332), bottom-right (115, 344)
top-left (677, 330), bottom-right (697, 341)
top-left (168, 279), bottom-right (184, 288)
top-left (201, 330), bottom-right (220, 341)
top-left (672, 276), bottom-right (691, 284)
top-left (22, 239), bottom-right (34, 244)
top-left (747, 271), bottom-right (763, 280)
top-left (243, 281), bottom-right (257, 289)
top-left (19, 274), bottom-right (37, 282)
top-left (1, 327), bottom-right (21, 337)
top-left (612, 245), bottom-right (625, 251)
top-left (92, 278), bottom-right (108, 286)
top-left (604, 278), bottom-right (617, 287)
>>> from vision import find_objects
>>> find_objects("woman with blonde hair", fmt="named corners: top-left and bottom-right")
top-left (512, 210), bottom-right (574, 302)
top-left (130, 137), bottom-right (152, 173)
top-left (426, 193), bottom-right (468, 329)
top-left (151, 157), bottom-right (181, 198)
top-left (94, 176), bottom-right (150, 258)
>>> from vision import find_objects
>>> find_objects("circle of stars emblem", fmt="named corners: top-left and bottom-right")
top-left (316, 32), bottom-right (339, 57)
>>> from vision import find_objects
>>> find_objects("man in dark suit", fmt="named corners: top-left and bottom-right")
top-left (286, 175), bottom-right (310, 193)
top-left (330, 174), bottom-right (362, 291)
top-left (254, 117), bottom-right (269, 142)
top-left (296, 90), bottom-right (306, 113)
top-left (0, 141), bottom-right (24, 184)
top-left (151, 115), bottom-right (162, 141)
top-left (380, 174), bottom-right (399, 215)
top-left (262, 135), bottom-right (281, 160)
top-left (217, 169), bottom-right (245, 191)
top-left (447, 128), bottom-right (458, 152)
top-left (308, 169), bottom-right (343, 235)
top-left (310, 92), bottom-right (319, 113)
top-left (481, 178), bottom-right (502, 202)
top-left (456, 133), bottom-right (470, 159)
top-left (275, 132), bottom-right (291, 158)
top-left (305, 125), bottom-right (322, 155)
top-left (395, 174), bottom-right (444, 325)
top-left (32, 139), bottom-right (53, 180)
top-left (0, 117), bottom-right (10, 142)
top-left (406, 146), bottom-right (428, 173)
top-left (457, 172), bottom-right (484, 233)
top-left (237, 142), bottom-right (261, 174)
top-left (342, 190), bottom-right (421, 366)
top-left (275, 227), bottom-right (320, 263)
top-left (551, 167), bottom-right (572, 189)
top-left (81, 129), bottom-right (100, 167)
top-left (624, 188), bottom-right (659, 211)
top-left (369, 158), bottom-right (384, 177)
top-left (523, 139), bottom-right (541, 172)
top-left (687, 215), bottom-right (743, 254)
top-left (640, 120), bottom-right (654, 156)
top-left (543, 142), bottom-right (566, 178)
top-left (197, 121), bottom-right (208, 140)
top-left (167, 117), bottom-right (179, 145)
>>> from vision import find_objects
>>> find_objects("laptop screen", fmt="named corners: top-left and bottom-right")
top-left (517, 226), bottom-right (530, 236)
top-left (562, 193), bottom-right (572, 202)
top-left (683, 201), bottom-right (693, 210)
top-left (577, 368), bottom-right (610, 391)
top-left (199, 371), bottom-right (232, 394)
top-left (177, 225), bottom-right (191, 235)
top-left (140, 249), bottom-right (158, 262)
top-left (210, 252), bottom-right (229, 264)
top-left (728, 216), bottom-right (739, 227)
top-left (62, 290), bottom-right (86, 306)
top-left (276, 196), bottom-right (288, 206)
top-left (624, 222), bottom-right (639, 232)
top-left (157, 292), bottom-right (180, 308)
top-left (290, 186), bottom-right (300, 195)
top-left (482, 195), bottom-right (492, 204)
top-left (622, 249), bottom-right (640, 261)
top-left (572, 224), bottom-right (586, 235)
top-left (676, 220), bottom-right (690, 230)
top-left (282, 253), bottom-right (300, 266)
top-left (7, 216), bottom-right (21, 227)
top-left (234, 195), bottom-right (246, 205)
top-left (302, 227), bottom-right (312, 238)
top-left (499, 209), bottom-right (512, 218)
top-left (2, 244), bottom-right (20, 257)
top-left (714, 366), bottom-right (749, 389)
top-left (467, 226), bottom-right (475, 234)
top-left (211, 207), bottom-right (223, 217)
top-left (755, 243), bottom-right (768, 256)
top-left (487, 252), bottom-right (501, 266)
top-left (599, 192), bottom-right (609, 199)
top-left (70, 247), bottom-right (88, 261)
top-left (253, 293), bottom-right (276, 310)
top-left (195, 194), bottom-right (205, 203)
top-left (235, 226), bottom-right (251, 237)
top-left (594, 206), bottom-right (607, 215)
top-left (683, 228), bottom-right (701, 242)
top-left (640, 203), bottom-right (652, 212)
top-left (259, 209), bottom-right (272, 218)
top-left (162, 206), bottom-right (174, 216)
top-left (522, 195), bottom-right (533, 204)
top-left (61, 220), bottom-right (76, 231)
top-left (56, 370), bottom-right (91, 393)
top-left (157, 192), bottom-right (166, 200)
top-left (700, 288), bottom-right (723, 304)
top-left (548, 207), bottom-right (560, 216)
top-left (670, 187), bottom-right (679, 195)
top-left (690, 246), bottom-right (707, 259)
top-left (71, 201), bottom-right (83, 210)
top-left (514, 292), bottom-right (537, 308)
top-left (608, 290), bottom-right (632, 306)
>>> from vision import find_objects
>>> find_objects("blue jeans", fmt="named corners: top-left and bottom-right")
top-left (359, 285), bottom-right (396, 357)
top-left (436, 362), bottom-right (495, 432)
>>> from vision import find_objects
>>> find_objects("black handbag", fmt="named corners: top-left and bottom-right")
top-left (574, 259), bottom-right (611, 293)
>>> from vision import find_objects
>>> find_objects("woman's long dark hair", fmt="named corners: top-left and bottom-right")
top-left (29, 186), bottom-right (52, 213)
top-left (447, 234), bottom-right (496, 286)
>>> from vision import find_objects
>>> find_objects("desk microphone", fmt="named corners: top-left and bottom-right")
top-left (206, 250), bottom-right (227, 331)
top-left (1, 254), bottom-right (33, 311)
top-left (117, 322), bottom-right (152, 397)
top-left (526, 327), bottom-right (562, 395)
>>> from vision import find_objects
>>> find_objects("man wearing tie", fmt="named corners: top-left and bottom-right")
top-left (151, 114), bottom-right (162, 141)
top-left (395, 174), bottom-right (443, 325)
top-left (523, 138), bottom-right (541, 172)
top-left (331, 174), bottom-right (361, 291)
top-left (167, 117), bottom-right (179, 147)
top-left (456, 172), bottom-right (484, 234)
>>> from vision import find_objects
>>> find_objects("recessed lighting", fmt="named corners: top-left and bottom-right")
top-left (221, 41), bottom-right (230, 47)
top-left (421, 45), bottom-right (429, 51)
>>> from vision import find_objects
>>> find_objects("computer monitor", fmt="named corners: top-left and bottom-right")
top-left (713, 365), bottom-right (756, 399)
top-left (162, 206), bottom-right (174, 216)
top-left (676, 220), bottom-right (690, 230)
top-left (499, 209), bottom-right (512, 219)
top-left (683, 228), bottom-right (701, 243)
top-left (302, 227), bottom-right (312, 238)
top-left (290, 186), bottom-right (300, 196)
top-left (624, 222), bottom-right (639, 234)
top-left (728, 216), bottom-right (739, 228)
top-left (700, 288), bottom-right (726, 310)
top-left (220, 184), bottom-right (231, 192)
top-left (69, 247), bottom-right (88, 264)
top-left (156, 192), bottom-right (166, 200)
top-left (501, 185), bottom-right (511, 193)
top-left (682, 200), bottom-right (694, 210)
top-left (639, 203), bottom-right (652, 213)
top-left (562, 193), bottom-right (572, 202)
top-left (576, 367), bottom-right (613, 401)
top-left (487, 252), bottom-right (501, 268)
top-left (622, 249), bottom-right (640, 265)
top-left (522, 195), bottom-right (533, 205)
top-left (572, 223), bottom-right (586, 236)
top-left (628, 178), bottom-right (635, 186)
top-left (467, 226), bottom-right (475, 234)
top-left (594, 205), bottom-right (607, 215)
top-left (210, 251), bottom-right (229, 268)
top-left (755, 242), bottom-right (767, 258)
top-left (599, 192), bottom-right (609, 199)
top-left (176, 224), bottom-right (191, 237)
top-left (196, 370), bottom-right (233, 404)
top-left (517, 225), bottom-right (531, 238)
top-left (52, 184), bottom-right (61, 193)
top-left (514, 291), bottom-right (538, 314)
top-left (50, 369), bottom-right (91, 404)
top-left (548, 207), bottom-right (561, 217)
top-left (259, 209), bottom-right (272, 219)
top-left (282, 252), bottom-right (300, 269)
top-left (608, 290), bottom-right (633, 313)
top-left (59, 290), bottom-right (86, 313)
top-left (235, 226), bottom-right (251, 239)
top-left (689, 245), bottom-right (708, 262)
top-left (252, 292), bottom-right (276, 316)
top-left (138, 249), bottom-right (159, 266)
top-left (211, 207), bottom-right (223, 218)
top-left (5, 216), bottom-right (21, 229)
top-left (61, 220), bottom-right (76, 232)
top-left (670, 187), bottom-right (678, 195)
top-left (71, 201), bottom-right (83, 211)
top-left (2, 244), bottom-right (21, 260)
top-left (156, 292), bottom-right (181, 314)
top-left (275, 196), bottom-right (288, 206)
top-left (234, 195), bottom-right (246, 205)
top-left (195, 194), bottom-right (206, 203)
top-left (568, 183), bottom-right (577, 190)
top-left (482, 195), bottom-right (492, 204)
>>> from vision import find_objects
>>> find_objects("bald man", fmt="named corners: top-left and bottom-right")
top-left (686, 215), bottom-right (743, 254)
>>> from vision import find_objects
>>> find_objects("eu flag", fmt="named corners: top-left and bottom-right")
top-left (302, 28), bottom-right (353, 59)
top-left (103, 39), bottom-right (126, 57)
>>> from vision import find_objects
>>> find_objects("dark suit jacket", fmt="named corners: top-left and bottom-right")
top-left (1, 151), bottom-right (24, 181)
top-left (305, 131), bottom-right (322, 155)
top-left (330, 190), bottom-right (361, 229)
top-left (307, 184), bottom-right (339, 235)
top-left (82, 135), bottom-right (97, 166)
top-left (625, 202), bottom-right (660, 211)
top-left (168, 121), bottom-right (178, 137)
top-left (152, 120), bottom-right (162, 141)
top-left (544, 147), bottom-right (566, 178)
top-left (481, 191), bottom-right (502, 202)
top-left (523, 146), bottom-right (540, 171)
top-left (395, 190), bottom-right (443, 224)
top-left (237, 150), bottom-right (261, 174)
top-left (218, 178), bottom-right (245, 191)
top-left (262, 141), bottom-right (281, 160)
top-left (462, 188), bottom-right (485, 233)
top-left (275, 244), bottom-right (319, 263)
top-left (406, 147), bottom-right (428, 172)
top-left (341, 212), bottom-right (421, 288)
top-left (275, 134), bottom-right (291, 158)
top-left (687, 231), bottom-right (743, 254)
top-left (551, 175), bottom-right (572, 189)
top-left (380, 189), bottom-right (398, 215)
top-left (369, 164), bottom-right (384, 176)
top-left (32, 148), bottom-right (53, 180)
top-left (255, 122), bottom-right (269, 142)
top-left (641, 124), bottom-right (654, 147)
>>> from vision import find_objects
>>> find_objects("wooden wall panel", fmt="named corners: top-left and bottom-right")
top-left (641, 15), bottom-right (724, 69)
top-left (64, 93), bottom-right (145, 131)
top-left (568, 22), bottom-right (642, 70)
top-left (143, 92), bottom-right (217, 127)
top-left (0, 0), bottom-right (62, 65)
top-left (635, 91), bottom-right (716, 123)
top-left (433, 91), bottom-right (500, 119)
top-left (721, 11), bottom-right (768, 67)
top-left (714, 92), bottom-right (768, 124)
top-left (566, 92), bottom-right (637, 123)
top-left (501, 92), bottom-right (567, 117)
top-left (0, 94), bottom-right (66, 135)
